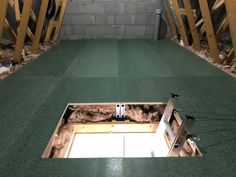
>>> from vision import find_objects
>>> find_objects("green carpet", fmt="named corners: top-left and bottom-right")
top-left (0, 39), bottom-right (236, 177)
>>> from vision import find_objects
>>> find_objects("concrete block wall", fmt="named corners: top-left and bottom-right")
top-left (60, 0), bottom-right (169, 39)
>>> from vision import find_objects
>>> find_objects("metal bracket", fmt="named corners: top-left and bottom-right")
top-left (156, 97), bottom-right (199, 157)
top-left (168, 115), bottom-right (195, 157)
top-left (116, 103), bottom-right (125, 119)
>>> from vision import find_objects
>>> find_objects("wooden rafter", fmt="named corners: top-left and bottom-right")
top-left (44, 0), bottom-right (61, 44)
top-left (1, 0), bottom-right (68, 63)
top-left (197, 0), bottom-right (226, 37)
top-left (215, 17), bottom-right (228, 40)
top-left (198, 0), bottom-right (221, 64)
top-left (8, 0), bottom-right (37, 23)
top-left (212, 0), bottom-right (225, 12)
top-left (183, 0), bottom-right (201, 51)
top-left (31, 0), bottom-right (49, 54)
top-left (30, 9), bottom-right (37, 23)
top-left (3, 19), bottom-right (17, 41)
top-left (179, 8), bottom-right (197, 19)
top-left (52, 0), bottom-right (68, 42)
top-left (162, 0), bottom-right (178, 39)
top-left (14, 0), bottom-right (21, 23)
top-left (13, 0), bottom-right (33, 63)
top-left (0, 0), bottom-right (8, 40)
top-left (172, 0), bottom-right (189, 46)
top-left (195, 18), bottom-right (203, 28)
top-left (168, 0), bottom-right (234, 64)
top-left (226, 48), bottom-right (234, 64)
top-left (8, 0), bottom-right (35, 42)
top-left (225, 0), bottom-right (236, 64)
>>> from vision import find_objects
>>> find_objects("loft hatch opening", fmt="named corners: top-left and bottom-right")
top-left (42, 97), bottom-right (202, 158)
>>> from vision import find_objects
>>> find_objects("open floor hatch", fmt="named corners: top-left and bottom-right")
top-left (42, 97), bottom-right (202, 158)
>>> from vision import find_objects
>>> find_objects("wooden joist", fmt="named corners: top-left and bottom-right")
top-left (31, 0), bottom-right (49, 54)
top-left (1, 0), bottom-right (67, 63)
top-left (212, 0), bottom-right (225, 12)
top-left (14, 0), bottom-right (21, 23)
top-left (226, 48), bottom-right (235, 64)
top-left (172, 0), bottom-right (189, 46)
top-left (8, 0), bottom-right (37, 24)
top-left (8, 0), bottom-right (35, 42)
top-left (13, 0), bottom-right (33, 63)
top-left (216, 17), bottom-right (228, 40)
top-left (198, 0), bottom-right (221, 64)
top-left (163, 0), bottom-right (234, 65)
top-left (44, 0), bottom-right (61, 44)
top-left (30, 9), bottom-right (37, 23)
top-left (162, 0), bottom-right (178, 39)
top-left (179, 8), bottom-right (197, 19)
top-left (52, 0), bottom-right (69, 42)
top-left (195, 18), bottom-right (204, 28)
top-left (225, 0), bottom-right (236, 64)
top-left (183, 0), bottom-right (201, 51)
top-left (73, 123), bottom-right (159, 133)
top-left (3, 19), bottom-right (17, 41)
top-left (0, 0), bottom-right (8, 40)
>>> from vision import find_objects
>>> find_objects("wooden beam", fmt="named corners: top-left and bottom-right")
top-left (3, 19), bottom-right (17, 41)
top-left (31, 0), bottom-right (49, 54)
top-left (0, 0), bottom-right (8, 40)
top-left (183, 0), bottom-right (201, 51)
top-left (225, 0), bottom-right (236, 63)
top-left (14, 0), bottom-right (21, 23)
top-left (8, 0), bottom-right (37, 23)
top-left (212, 0), bottom-right (225, 12)
top-left (200, 24), bottom-right (205, 36)
top-left (179, 8), bottom-right (186, 15)
top-left (199, 0), bottom-right (221, 64)
top-left (162, 0), bottom-right (178, 39)
top-left (61, 131), bottom-right (75, 158)
top-left (26, 27), bottom-right (34, 41)
top-left (197, 0), bottom-right (226, 37)
top-left (13, 0), bottom-right (33, 63)
top-left (216, 17), bottom-right (228, 40)
top-left (8, 0), bottom-right (34, 42)
top-left (52, 0), bottom-right (68, 42)
top-left (44, 0), bottom-right (61, 44)
top-left (179, 8), bottom-right (197, 19)
top-left (226, 48), bottom-right (234, 64)
top-left (172, 0), bottom-right (189, 46)
top-left (30, 9), bottom-right (37, 23)
top-left (195, 18), bottom-right (203, 28)
top-left (73, 123), bottom-right (159, 133)
top-left (42, 122), bottom-right (159, 158)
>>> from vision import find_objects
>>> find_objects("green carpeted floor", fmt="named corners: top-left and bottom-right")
top-left (0, 39), bottom-right (236, 177)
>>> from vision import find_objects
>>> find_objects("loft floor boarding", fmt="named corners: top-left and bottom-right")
top-left (0, 39), bottom-right (236, 177)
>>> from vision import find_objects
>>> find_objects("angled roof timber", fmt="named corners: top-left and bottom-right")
top-left (172, 0), bottom-right (189, 46)
top-left (13, 0), bottom-right (33, 63)
top-left (198, 0), bottom-right (221, 64)
top-left (0, 0), bottom-right (8, 40)
top-left (183, 0), bottom-right (201, 51)
top-left (31, 0), bottom-right (49, 54)
top-left (225, 0), bottom-right (236, 64)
